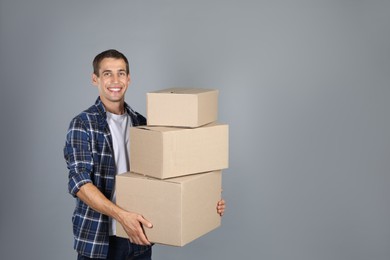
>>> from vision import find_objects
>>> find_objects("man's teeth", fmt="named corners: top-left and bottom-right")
top-left (110, 88), bottom-right (121, 92)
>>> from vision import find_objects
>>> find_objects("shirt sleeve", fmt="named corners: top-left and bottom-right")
top-left (64, 117), bottom-right (93, 197)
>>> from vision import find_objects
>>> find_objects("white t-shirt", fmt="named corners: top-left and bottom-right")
top-left (106, 111), bottom-right (132, 236)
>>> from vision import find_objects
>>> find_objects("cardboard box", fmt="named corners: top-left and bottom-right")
top-left (147, 88), bottom-right (218, 127)
top-left (130, 123), bottom-right (229, 179)
top-left (116, 171), bottom-right (222, 246)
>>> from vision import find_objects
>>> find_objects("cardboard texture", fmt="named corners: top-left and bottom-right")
top-left (147, 88), bottom-right (218, 127)
top-left (129, 123), bottom-right (229, 179)
top-left (116, 171), bottom-right (222, 246)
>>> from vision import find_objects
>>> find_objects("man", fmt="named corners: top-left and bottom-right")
top-left (64, 49), bottom-right (226, 259)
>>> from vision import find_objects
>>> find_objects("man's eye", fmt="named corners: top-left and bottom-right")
top-left (119, 72), bottom-right (126, 76)
top-left (103, 72), bottom-right (111, 77)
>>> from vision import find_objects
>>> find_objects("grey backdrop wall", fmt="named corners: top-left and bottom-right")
top-left (0, 1), bottom-right (389, 259)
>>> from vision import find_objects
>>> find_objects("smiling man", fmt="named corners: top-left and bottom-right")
top-left (92, 56), bottom-right (130, 113)
top-left (64, 49), bottom-right (153, 260)
top-left (64, 49), bottom-right (225, 260)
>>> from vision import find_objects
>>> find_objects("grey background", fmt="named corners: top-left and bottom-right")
top-left (0, 0), bottom-right (389, 259)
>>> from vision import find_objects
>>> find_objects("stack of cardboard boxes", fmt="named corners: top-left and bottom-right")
top-left (116, 88), bottom-right (229, 246)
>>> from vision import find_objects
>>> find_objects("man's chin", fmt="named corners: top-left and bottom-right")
top-left (101, 95), bottom-right (124, 103)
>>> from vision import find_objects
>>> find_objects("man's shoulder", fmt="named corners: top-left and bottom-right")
top-left (130, 110), bottom-right (147, 126)
top-left (125, 103), bottom-right (146, 126)
top-left (68, 101), bottom-right (103, 130)
top-left (73, 104), bottom-right (99, 121)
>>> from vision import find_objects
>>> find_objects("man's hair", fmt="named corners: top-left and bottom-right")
top-left (92, 49), bottom-right (129, 76)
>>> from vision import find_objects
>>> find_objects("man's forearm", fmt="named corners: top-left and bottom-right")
top-left (76, 182), bottom-right (126, 222)
top-left (77, 182), bottom-right (152, 245)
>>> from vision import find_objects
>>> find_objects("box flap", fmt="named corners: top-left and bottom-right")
top-left (136, 122), bottom-right (226, 132)
top-left (124, 171), bottom-right (220, 185)
top-left (135, 126), bottom-right (179, 132)
top-left (149, 87), bottom-right (217, 95)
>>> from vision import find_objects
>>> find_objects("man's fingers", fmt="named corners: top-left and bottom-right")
top-left (139, 232), bottom-right (151, 245)
top-left (217, 199), bottom-right (226, 216)
top-left (137, 215), bottom-right (153, 229)
top-left (122, 213), bottom-right (153, 246)
top-left (217, 199), bottom-right (225, 208)
top-left (130, 215), bottom-right (152, 245)
top-left (129, 227), bottom-right (151, 246)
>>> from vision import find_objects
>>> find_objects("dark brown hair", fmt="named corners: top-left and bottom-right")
top-left (92, 49), bottom-right (129, 76)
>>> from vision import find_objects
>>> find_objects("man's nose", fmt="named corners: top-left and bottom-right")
top-left (112, 73), bottom-right (119, 83)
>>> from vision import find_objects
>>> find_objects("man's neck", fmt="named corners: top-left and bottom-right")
top-left (102, 100), bottom-right (125, 115)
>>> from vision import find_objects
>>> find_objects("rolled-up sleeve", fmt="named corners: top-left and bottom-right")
top-left (64, 117), bottom-right (93, 197)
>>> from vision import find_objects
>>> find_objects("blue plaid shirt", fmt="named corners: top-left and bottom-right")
top-left (64, 97), bottom-right (149, 259)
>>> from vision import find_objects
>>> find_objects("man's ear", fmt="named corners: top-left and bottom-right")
top-left (92, 73), bottom-right (98, 86)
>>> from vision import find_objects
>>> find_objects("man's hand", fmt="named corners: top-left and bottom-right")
top-left (217, 199), bottom-right (226, 216)
top-left (76, 183), bottom-right (153, 245)
top-left (118, 211), bottom-right (153, 246)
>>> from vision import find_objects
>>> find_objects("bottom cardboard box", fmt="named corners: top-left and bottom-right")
top-left (116, 170), bottom-right (222, 246)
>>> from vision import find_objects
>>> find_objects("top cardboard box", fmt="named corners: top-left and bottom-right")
top-left (147, 88), bottom-right (218, 128)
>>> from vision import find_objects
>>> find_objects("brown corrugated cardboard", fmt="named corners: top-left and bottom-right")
top-left (130, 122), bottom-right (229, 179)
top-left (116, 171), bottom-right (222, 246)
top-left (147, 88), bottom-right (218, 127)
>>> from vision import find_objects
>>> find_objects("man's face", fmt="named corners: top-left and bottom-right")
top-left (92, 57), bottom-right (130, 106)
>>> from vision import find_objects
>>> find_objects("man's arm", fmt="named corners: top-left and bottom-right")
top-left (76, 183), bottom-right (153, 245)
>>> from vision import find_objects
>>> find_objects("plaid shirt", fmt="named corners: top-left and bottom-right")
top-left (64, 97), bottom-right (149, 259)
